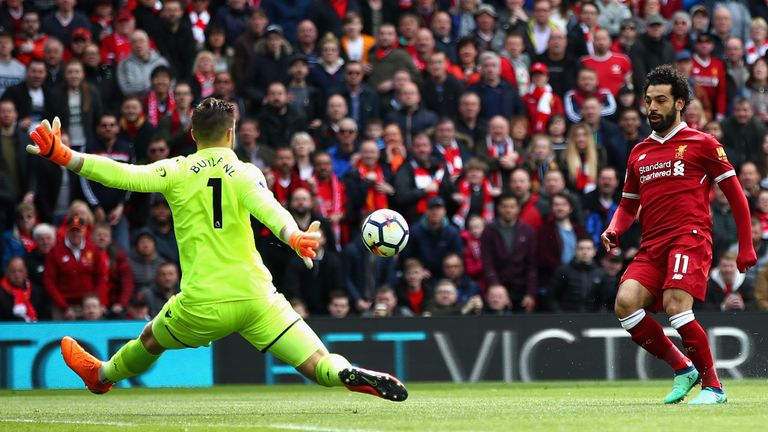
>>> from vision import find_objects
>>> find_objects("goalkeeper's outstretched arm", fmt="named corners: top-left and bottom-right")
top-left (28, 117), bottom-right (175, 194)
top-left (78, 153), bottom-right (177, 194)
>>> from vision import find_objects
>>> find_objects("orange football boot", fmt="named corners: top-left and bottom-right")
top-left (60, 336), bottom-right (112, 394)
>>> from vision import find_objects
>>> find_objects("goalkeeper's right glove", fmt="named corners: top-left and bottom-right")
top-left (27, 117), bottom-right (80, 169)
top-left (289, 221), bottom-right (321, 269)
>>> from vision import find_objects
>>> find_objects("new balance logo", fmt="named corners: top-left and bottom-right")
top-left (672, 274), bottom-right (684, 280)
top-left (673, 160), bottom-right (685, 176)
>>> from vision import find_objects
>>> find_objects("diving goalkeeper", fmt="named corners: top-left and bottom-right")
top-left (30, 98), bottom-right (407, 402)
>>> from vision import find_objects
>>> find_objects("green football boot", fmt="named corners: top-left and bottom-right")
top-left (688, 387), bottom-right (727, 405)
top-left (663, 367), bottom-right (700, 404)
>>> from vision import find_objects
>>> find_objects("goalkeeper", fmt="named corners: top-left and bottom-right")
top-left (30, 98), bottom-right (407, 402)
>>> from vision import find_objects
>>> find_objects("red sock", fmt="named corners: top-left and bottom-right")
top-left (626, 314), bottom-right (691, 371)
top-left (677, 320), bottom-right (720, 388)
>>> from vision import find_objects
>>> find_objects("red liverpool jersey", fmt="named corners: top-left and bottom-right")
top-left (581, 52), bottom-right (632, 96)
top-left (691, 54), bottom-right (726, 117)
top-left (621, 122), bottom-right (735, 246)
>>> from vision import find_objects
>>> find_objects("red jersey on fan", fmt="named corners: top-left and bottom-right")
top-left (690, 54), bottom-right (726, 117)
top-left (271, 169), bottom-right (306, 206)
top-left (621, 122), bottom-right (735, 247)
top-left (581, 52), bottom-right (632, 95)
top-left (523, 84), bottom-right (564, 134)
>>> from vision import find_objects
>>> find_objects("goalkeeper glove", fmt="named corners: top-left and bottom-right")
top-left (289, 221), bottom-right (321, 269)
top-left (27, 117), bottom-right (80, 169)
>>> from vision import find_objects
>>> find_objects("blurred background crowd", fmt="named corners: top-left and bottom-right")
top-left (1, 0), bottom-right (768, 322)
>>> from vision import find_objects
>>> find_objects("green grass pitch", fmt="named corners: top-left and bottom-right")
top-left (1, 380), bottom-right (767, 432)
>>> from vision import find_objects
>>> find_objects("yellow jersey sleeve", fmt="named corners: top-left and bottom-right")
top-left (80, 153), bottom-right (184, 193)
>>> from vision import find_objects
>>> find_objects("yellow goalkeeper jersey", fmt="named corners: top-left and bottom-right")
top-left (81, 146), bottom-right (299, 304)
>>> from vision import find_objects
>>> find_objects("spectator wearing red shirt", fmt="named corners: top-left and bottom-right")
top-left (460, 214), bottom-right (486, 291)
top-left (309, 151), bottom-right (348, 248)
top-left (343, 139), bottom-right (394, 223)
top-left (581, 29), bottom-right (632, 96)
top-left (691, 32), bottom-right (727, 120)
top-left (91, 223), bottom-right (134, 318)
top-left (267, 146), bottom-right (306, 207)
top-left (524, 62), bottom-right (564, 134)
top-left (396, 258), bottom-right (431, 316)
top-left (14, 10), bottom-right (47, 65)
top-left (43, 216), bottom-right (108, 320)
top-left (509, 167), bottom-right (546, 231)
top-left (100, 9), bottom-right (138, 66)
top-left (0, 257), bottom-right (38, 322)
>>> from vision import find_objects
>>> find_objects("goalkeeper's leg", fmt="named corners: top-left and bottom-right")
top-left (61, 322), bottom-right (166, 394)
top-left (62, 295), bottom-right (200, 393)
top-left (267, 319), bottom-right (408, 402)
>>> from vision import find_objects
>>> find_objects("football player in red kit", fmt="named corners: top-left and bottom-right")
top-left (601, 65), bottom-right (756, 405)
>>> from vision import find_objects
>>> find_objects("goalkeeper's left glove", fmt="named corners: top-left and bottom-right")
top-left (27, 117), bottom-right (82, 170)
top-left (288, 221), bottom-right (321, 269)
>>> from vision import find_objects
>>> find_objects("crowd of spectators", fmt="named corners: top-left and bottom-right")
top-left (2, 0), bottom-right (768, 322)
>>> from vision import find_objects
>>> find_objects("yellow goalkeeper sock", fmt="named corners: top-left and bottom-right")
top-left (101, 339), bottom-right (161, 383)
top-left (315, 353), bottom-right (351, 387)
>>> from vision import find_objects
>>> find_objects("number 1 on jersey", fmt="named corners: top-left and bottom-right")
top-left (207, 177), bottom-right (223, 229)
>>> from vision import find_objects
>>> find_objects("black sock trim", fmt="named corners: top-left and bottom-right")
top-left (164, 324), bottom-right (194, 348)
top-left (261, 318), bottom-right (301, 353)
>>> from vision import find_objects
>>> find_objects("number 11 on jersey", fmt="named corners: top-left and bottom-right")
top-left (673, 253), bottom-right (689, 273)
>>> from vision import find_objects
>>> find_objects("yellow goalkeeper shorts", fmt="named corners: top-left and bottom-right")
top-left (152, 291), bottom-right (324, 367)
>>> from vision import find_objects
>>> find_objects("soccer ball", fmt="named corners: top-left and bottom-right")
top-left (361, 209), bottom-right (409, 257)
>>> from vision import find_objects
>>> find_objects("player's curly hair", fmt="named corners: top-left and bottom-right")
top-left (643, 64), bottom-right (691, 113)
top-left (191, 97), bottom-right (235, 144)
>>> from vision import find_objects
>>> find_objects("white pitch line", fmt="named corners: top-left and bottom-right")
top-left (0, 418), bottom-right (382, 432)
top-left (266, 425), bottom-right (382, 432)
top-left (0, 418), bottom-right (139, 427)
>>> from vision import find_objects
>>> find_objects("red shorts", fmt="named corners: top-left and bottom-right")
top-left (620, 233), bottom-right (712, 312)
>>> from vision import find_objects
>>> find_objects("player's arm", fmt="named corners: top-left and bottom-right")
top-left (717, 175), bottom-right (757, 272)
top-left (27, 117), bottom-right (176, 193)
top-left (601, 162), bottom-right (640, 251)
top-left (704, 136), bottom-right (756, 271)
top-left (238, 165), bottom-right (321, 269)
top-left (602, 198), bottom-right (640, 249)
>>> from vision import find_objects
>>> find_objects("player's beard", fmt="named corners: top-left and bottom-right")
top-left (649, 109), bottom-right (678, 134)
